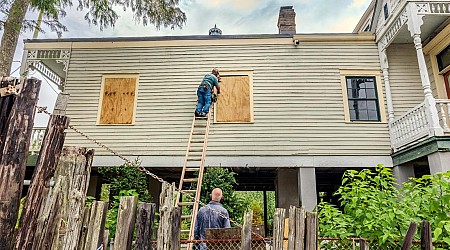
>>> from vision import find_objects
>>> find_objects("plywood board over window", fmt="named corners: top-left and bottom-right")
top-left (215, 72), bottom-right (253, 123)
top-left (97, 74), bottom-right (138, 125)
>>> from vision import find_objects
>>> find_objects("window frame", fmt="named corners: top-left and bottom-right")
top-left (423, 23), bottom-right (450, 99)
top-left (96, 73), bottom-right (139, 126)
top-left (437, 44), bottom-right (450, 72)
top-left (340, 69), bottom-right (386, 123)
top-left (213, 70), bottom-right (254, 124)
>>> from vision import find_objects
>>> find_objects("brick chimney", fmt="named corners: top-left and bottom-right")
top-left (278, 6), bottom-right (296, 34)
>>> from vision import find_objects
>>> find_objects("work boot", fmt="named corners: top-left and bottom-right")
top-left (200, 112), bottom-right (207, 117)
top-left (195, 111), bottom-right (200, 117)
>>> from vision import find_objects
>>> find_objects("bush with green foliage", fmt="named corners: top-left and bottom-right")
top-left (200, 167), bottom-right (248, 224)
top-left (318, 165), bottom-right (450, 249)
top-left (97, 162), bottom-right (152, 203)
top-left (98, 162), bottom-right (153, 238)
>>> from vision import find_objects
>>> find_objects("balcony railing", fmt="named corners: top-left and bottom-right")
top-left (389, 99), bottom-right (450, 150)
top-left (436, 99), bottom-right (450, 132)
top-left (389, 102), bottom-right (431, 150)
top-left (30, 127), bottom-right (46, 154)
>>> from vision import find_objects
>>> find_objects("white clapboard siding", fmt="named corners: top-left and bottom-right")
top-left (387, 43), bottom-right (425, 117)
top-left (61, 39), bottom-right (391, 157)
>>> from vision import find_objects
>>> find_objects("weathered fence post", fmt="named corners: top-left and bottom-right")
top-left (401, 222), bottom-right (417, 250)
top-left (287, 206), bottom-right (296, 250)
top-left (157, 182), bottom-right (176, 250)
top-left (295, 207), bottom-right (306, 250)
top-left (305, 212), bottom-right (317, 250)
top-left (83, 201), bottom-right (108, 250)
top-left (169, 207), bottom-right (181, 250)
top-left (135, 202), bottom-right (156, 250)
top-left (0, 78), bottom-right (41, 250)
top-left (78, 206), bottom-right (91, 250)
top-left (273, 208), bottom-right (286, 250)
top-left (14, 92), bottom-right (70, 250)
top-left (241, 209), bottom-right (253, 250)
top-left (0, 78), bottom-right (17, 152)
top-left (359, 239), bottom-right (368, 250)
top-left (103, 230), bottom-right (109, 250)
top-left (421, 220), bottom-right (432, 250)
top-left (33, 147), bottom-right (94, 249)
top-left (114, 196), bottom-right (138, 250)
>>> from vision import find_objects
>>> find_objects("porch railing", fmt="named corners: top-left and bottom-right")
top-left (390, 99), bottom-right (450, 150)
top-left (436, 99), bottom-right (450, 133)
top-left (29, 127), bottom-right (46, 154)
top-left (389, 102), bottom-right (430, 150)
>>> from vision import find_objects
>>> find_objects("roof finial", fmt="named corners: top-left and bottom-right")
top-left (209, 24), bottom-right (222, 36)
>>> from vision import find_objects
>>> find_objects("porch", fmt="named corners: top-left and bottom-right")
top-left (376, 1), bottom-right (450, 163)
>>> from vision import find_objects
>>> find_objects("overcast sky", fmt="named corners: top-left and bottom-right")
top-left (2, 0), bottom-right (372, 126)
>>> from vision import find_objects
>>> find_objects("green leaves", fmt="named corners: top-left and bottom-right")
top-left (319, 166), bottom-right (450, 248)
top-left (98, 161), bottom-right (153, 238)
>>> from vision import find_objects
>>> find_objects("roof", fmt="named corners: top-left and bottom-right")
top-left (23, 32), bottom-right (369, 44)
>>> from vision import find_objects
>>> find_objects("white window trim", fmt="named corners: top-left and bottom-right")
top-left (423, 23), bottom-right (450, 99)
top-left (96, 73), bottom-right (139, 125)
top-left (339, 69), bottom-right (387, 123)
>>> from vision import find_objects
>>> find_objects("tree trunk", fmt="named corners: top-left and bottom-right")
top-left (0, 0), bottom-right (31, 76)
top-left (0, 78), bottom-right (41, 250)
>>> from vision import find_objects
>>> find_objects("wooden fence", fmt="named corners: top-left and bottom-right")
top-left (0, 80), bottom-right (446, 250)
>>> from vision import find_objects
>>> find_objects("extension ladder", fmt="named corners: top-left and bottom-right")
top-left (176, 109), bottom-right (212, 249)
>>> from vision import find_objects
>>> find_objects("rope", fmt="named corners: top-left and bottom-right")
top-left (36, 106), bottom-right (265, 240)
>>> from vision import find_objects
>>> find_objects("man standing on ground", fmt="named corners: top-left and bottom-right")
top-left (194, 188), bottom-right (231, 249)
top-left (195, 68), bottom-right (221, 117)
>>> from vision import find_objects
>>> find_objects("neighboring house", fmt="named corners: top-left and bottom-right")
top-left (23, 1), bottom-right (450, 211)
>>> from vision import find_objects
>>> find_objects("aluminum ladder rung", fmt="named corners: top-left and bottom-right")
top-left (182, 190), bottom-right (197, 194)
top-left (183, 178), bottom-right (198, 183)
top-left (178, 202), bottom-right (195, 206)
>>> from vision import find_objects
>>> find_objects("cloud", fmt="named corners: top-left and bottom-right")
top-left (351, 0), bottom-right (371, 8)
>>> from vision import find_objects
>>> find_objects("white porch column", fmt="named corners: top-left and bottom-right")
top-left (378, 45), bottom-right (395, 123)
top-left (406, 3), bottom-right (443, 136)
top-left (393, 162), bottom-right (415, 186)
top-left (427, 152), bottom-right (450, 174)
top-left (298, 167), bottom-right (317, 212)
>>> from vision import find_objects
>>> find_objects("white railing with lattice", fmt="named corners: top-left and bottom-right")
top-left (436, 99), bottom-right (450, 132)
top-left (29, 127), bottom-right (46, 154)
top-left (389, 102), bottom-right (430, 150)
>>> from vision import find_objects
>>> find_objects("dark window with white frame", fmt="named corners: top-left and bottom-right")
top-left (437, 44), bottom-right (450, 72)
top-left (383, 4), bottom-right (389, 20)
top-left (346, 76), bottom-right (381, 121)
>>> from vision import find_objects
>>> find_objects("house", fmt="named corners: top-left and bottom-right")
top-left (23, 1), bottom-right (450, 212)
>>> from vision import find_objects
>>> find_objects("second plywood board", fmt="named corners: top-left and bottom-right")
top-left (216, 75), bottom-right (251, 123)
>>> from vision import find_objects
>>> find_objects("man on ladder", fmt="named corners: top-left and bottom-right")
top-left (195, 68), bottom-right (221, 117)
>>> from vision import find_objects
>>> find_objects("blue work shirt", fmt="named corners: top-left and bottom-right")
top-left (194, 201), bottom-right (231, 240)
top-left (200, 74), bottom-right (219, 89)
